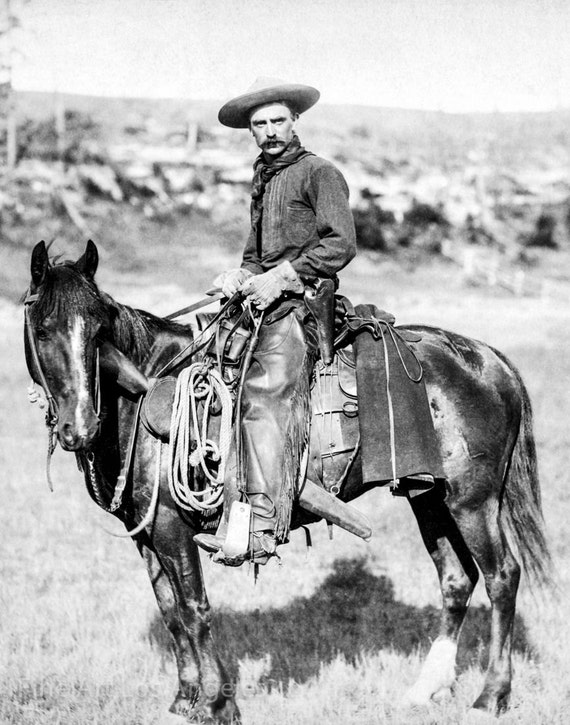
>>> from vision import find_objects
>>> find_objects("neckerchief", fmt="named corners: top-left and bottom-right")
top-left (251, 134), bottom-right (313, 237)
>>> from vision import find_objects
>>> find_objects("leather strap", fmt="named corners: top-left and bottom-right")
top-left (24, 292), bottom-right (59, 426)
top-left (155, 291), bottom-right (242, 378)
top-left (109, 394), bottom-right (143, 511)
top-left (164, 291), bottom-right (224, 320)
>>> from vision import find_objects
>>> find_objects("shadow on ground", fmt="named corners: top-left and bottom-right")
top-left (148, 557), bottom-right (532, 688)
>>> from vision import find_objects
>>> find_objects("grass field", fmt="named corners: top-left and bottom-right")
top-left (1, 241), bottom-right (570, 724)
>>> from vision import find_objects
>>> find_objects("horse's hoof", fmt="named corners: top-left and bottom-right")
top-left (432, 686), bottom-right (452, 703)
top-left (403, 683), bottom-right (451, 709)
top-left (169, 693), bottom-right (196, 718)
top-left (169, 699), bottom-right (240, 725)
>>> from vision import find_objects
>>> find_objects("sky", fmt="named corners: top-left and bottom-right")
top-left (5, 0), bottom-right (570, 113)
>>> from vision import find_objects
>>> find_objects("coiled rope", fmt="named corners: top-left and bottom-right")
top-left (167, 362), bottom-right (233, 511)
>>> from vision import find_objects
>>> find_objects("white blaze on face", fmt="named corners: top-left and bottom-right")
top-left (70, 315), bottom-right (90, 437)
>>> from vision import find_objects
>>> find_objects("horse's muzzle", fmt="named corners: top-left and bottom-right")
top-left (58, 415), bottom-right (100, 451)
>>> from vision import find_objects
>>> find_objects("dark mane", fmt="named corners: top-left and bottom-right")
top-left (100, 291), bottom-right (192, 363)
top-left (30, 259), bottom-right (192, 364)
top-left (30, 262), bottom-right (106, 325)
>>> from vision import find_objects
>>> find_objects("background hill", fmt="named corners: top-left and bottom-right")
top-left (3, 90), bottom-right (570, 304)
top-left (14, 90), bottom-right (570, 163)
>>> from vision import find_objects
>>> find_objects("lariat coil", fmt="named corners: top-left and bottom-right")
top-left (167, 362), bottom-right (233, 511)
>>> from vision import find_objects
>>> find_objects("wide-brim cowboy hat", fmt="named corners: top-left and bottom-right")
top-left (218, 77), bottom-right (320, 129)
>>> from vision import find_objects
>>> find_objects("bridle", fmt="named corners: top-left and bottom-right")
top-left (24, 289), bottom-right (102, 490)
top-left (24, 291), bottom-right (59, 430)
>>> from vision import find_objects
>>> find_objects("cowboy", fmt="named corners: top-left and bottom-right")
top-left (194, 77), bottom-right (356, 564)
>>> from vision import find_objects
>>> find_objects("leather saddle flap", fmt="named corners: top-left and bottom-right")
top-left (141, 376), bottom-right (177, 440)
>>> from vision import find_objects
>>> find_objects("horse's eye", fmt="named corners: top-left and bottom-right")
top-left (35, 327), bottom-right (49, 341)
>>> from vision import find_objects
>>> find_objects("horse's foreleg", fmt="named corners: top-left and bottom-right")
top-left (151, 514), bottom-right (240, 725)
top-left (140, 543), bottom-right (201, 716)
top-left (460, 500), bottom-right (521, 716)
top-left (404, 488), bottom-right (479, 706)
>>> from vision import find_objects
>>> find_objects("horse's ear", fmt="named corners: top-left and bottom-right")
top-left (30, 240), bottom-right (49, 291)
top-left (76, 239), bottom-right (99, 279)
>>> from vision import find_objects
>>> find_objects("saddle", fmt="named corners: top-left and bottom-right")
top-left (139, 298), bottom-right (444, 500)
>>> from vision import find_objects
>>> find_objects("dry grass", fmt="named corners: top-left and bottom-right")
top-left (1, 245), bottom-right (570, 724)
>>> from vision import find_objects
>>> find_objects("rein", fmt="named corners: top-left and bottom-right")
top-left (24, 292), bottom-right (60, 492)
top-left (155, 291), bottom-right (241, 378)
top-left (164, 290), bottom-right (224, 320)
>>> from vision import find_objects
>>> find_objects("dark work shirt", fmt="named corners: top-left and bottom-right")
top-left (241, 155), bottom-right (356, 281)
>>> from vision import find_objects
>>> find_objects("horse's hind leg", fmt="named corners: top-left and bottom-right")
top-left (460, 499), bottom-right (521, 716)
top-left (404, 487), bottom-right (479, 706)
top-left (140, 543), bottom-right (201, 717)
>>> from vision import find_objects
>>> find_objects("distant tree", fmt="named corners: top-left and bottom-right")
top-left (0, 0), bottom-right (27, 169)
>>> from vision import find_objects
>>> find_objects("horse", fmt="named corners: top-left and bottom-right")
top-left (24, 239), bottom-right (551, 723)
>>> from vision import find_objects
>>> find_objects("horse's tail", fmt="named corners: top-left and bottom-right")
top-left (501, 361), bottom-right (553, 588)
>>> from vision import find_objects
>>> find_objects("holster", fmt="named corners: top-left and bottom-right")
top-left (211, 317), bottom-right (251, 364)
top-left (304, 278), bottom-right (336, 365)
top-left (203, 309), bottom-right (252, 369)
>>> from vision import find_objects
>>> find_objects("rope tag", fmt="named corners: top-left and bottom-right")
top-left (221, 501), bottom-right (251, 558)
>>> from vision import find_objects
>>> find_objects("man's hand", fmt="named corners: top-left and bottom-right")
top-left (240, 261), bottom-right (304, 310)
top-left (212, 268), bottom-right (253, 297)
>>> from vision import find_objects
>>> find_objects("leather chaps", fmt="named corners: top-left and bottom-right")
top-left (239, 306), bottom-right (317, 542)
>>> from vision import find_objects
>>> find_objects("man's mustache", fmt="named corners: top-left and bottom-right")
top-left (263, 139), bottom-right (285, 148)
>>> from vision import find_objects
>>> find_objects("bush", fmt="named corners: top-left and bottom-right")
top-left (403, 199), bottom-right (449, 228)
top-left (16, 111), bottom-right (101, 164)
top-left (353, 201), bottom-right (395, 252)
top-left (523, 212), bottom-right (558, 249)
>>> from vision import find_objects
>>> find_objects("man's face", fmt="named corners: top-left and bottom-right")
top-left (249, 103), bottom-right (297, 158)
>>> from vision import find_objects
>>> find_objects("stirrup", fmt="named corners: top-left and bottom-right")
top-left (214, 532), bottom-right (278, 567)
top-left (194, 531), bottom-right (278, 567)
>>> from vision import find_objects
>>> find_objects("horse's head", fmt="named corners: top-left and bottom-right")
top-left (25, 240), bottom-right (108, 451)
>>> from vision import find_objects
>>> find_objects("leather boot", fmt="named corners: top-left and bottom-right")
top-left (193, 531), bottom-right (277, 566)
